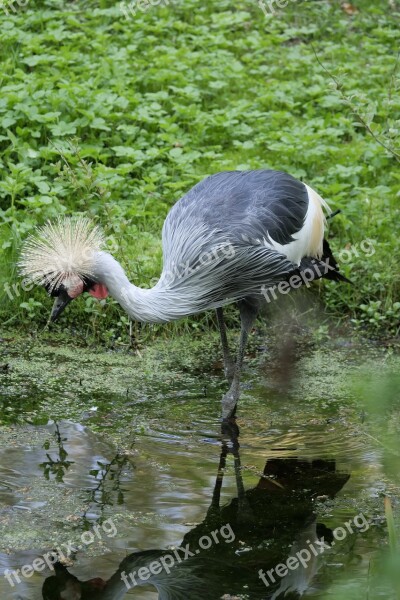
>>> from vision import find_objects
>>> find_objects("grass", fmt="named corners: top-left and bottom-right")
top-left (0, 0), bottom-right (399, 342)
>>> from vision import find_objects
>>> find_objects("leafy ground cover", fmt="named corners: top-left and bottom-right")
top-left (0, 0), bottom-right (399, 341)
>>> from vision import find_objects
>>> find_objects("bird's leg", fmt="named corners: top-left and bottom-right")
top-left (216, 307), bottom-right (235, 384)
top-left (221, 300), bottom-right (258, 419)
top-left (221, 326), bottom-right (249, 418)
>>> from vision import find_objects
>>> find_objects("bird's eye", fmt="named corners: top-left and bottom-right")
top-left (82, 277), bottom-right (96, 293)
top-left (43, 282), bottom-right (59, 297)
top-left (44, 282), bottom-right (67, 297)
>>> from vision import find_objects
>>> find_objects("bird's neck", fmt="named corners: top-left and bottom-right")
top-left (92, 252), bottom-right (183, 323)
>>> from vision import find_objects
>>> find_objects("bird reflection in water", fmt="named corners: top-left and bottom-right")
top-left (42, 421), bottom-right (350, 600)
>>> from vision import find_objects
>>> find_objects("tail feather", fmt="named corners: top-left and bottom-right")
top-left (287, 238), bottom-right (352, 286)
top-left (319, 238), bottom-right (352, 283)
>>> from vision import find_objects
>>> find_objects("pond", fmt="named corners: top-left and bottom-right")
top-left (0, 332), bottom-right (399, 599)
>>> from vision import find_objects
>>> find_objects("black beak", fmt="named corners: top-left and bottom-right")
top-left (50, 289), bottom-right (73, 322)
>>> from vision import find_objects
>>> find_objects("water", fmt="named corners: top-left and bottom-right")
top-left (0, 333), bottom-right (398, 599)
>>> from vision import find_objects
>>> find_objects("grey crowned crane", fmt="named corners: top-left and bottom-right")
top-left (19, 170), bottom-right (349, 417)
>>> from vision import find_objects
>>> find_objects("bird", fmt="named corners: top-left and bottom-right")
top-left (19, 169), bottom-right (350, 418)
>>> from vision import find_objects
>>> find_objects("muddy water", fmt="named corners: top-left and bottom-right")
top-left (0, 333), bottom-right (398, 599)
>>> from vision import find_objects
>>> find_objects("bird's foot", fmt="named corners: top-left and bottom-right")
top-left (221, 389), bottom-right (238, 420)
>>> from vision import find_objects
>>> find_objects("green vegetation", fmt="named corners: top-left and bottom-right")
top-left (0, 0), bottom-right (399, 340)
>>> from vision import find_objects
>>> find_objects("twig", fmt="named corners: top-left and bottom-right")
top-left (312, 45), bottom-right (400, 163)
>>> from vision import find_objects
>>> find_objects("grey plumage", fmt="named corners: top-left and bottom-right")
top-left (168, 169), bottom-right (309, 245)
top-left (19, 169), bottom-right (349, 417)
top-left (158, 170), bottom-right (310, 315)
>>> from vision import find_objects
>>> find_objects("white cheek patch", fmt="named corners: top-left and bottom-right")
top-left (66, 278), bottom-right (84, 298)
top-left (69, 281), bottom-right (84, 298)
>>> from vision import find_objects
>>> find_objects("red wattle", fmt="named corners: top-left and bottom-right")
top-left (89, 284), bottom-right (109, 299)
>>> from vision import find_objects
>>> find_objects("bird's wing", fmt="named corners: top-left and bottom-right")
top-left (164, 170), bottom-right (310, 247)
top-left (155, 170), bottom-right (333, 316)
top-left (163, 169), bottom-right (329, 269)
top-left (156, 228), bottom-right (297, 317)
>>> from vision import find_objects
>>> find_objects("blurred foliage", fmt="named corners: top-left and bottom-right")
top-left (323, 368), bottom-right (400, 599)
top-left (0, 0), bottom-right (399, 341)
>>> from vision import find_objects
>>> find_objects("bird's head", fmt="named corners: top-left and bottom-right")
top-left (18, 217), bottom-right (109, 322)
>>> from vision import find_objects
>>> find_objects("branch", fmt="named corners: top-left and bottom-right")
top-left (312, 45), bottom-right (400, 164)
